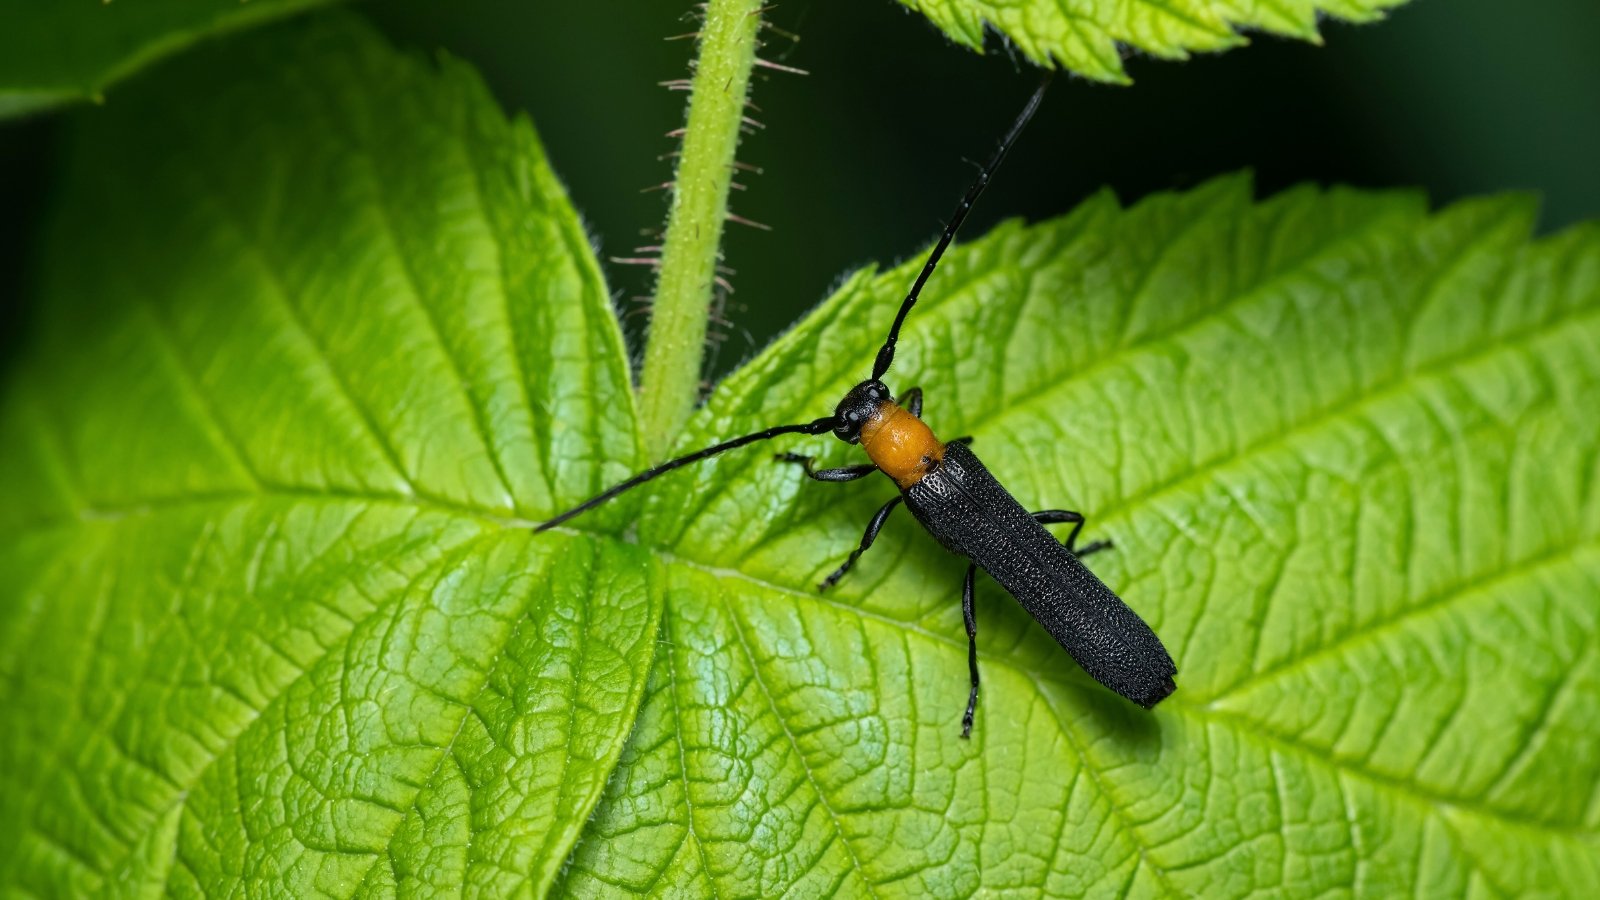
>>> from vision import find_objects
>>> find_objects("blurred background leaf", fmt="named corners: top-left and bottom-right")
top-left (897, 0), bottom-right (1405, 83)
top-left (0, 0), bottom-right (341, 118)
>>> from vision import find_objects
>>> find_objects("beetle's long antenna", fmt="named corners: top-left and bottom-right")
top-left (870, 75), bottom-right (1052, 382)
top-left (536, 417), bottom-right (837, 531)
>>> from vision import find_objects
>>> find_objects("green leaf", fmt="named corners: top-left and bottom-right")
top-left (898, 0), bottom-right (1410, 83)
top-left (0, 0), bottom-right (340, 119)
top-left (558, 178), bottom-right (1600, 895)
top-left (0, 14), bottom-right (658, 896)
top-left (6, 10), bottom-right (1600, 900)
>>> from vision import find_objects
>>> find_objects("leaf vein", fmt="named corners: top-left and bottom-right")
top-left (720, 588), bottom-right (882, 898)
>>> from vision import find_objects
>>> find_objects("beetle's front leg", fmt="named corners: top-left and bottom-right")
top-left (900, 386), bottom-right (923, 418)
top-left (818, 495), bottom-right (903, 591)
top-left (774, 452), bottom-right (878, 482)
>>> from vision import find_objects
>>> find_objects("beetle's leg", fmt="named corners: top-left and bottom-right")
top-left (774, 453), bottom-right (878, 482)
top-left (961, 562), bottom-right (981, 739)
top-left (901, 386), bottom-right (924, 418)
top-left (819, 495), bottom-right (903, 591)
top-left (1032, 509), bottom-right (1112, 558)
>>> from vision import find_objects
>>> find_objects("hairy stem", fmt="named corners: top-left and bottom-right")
top-left (637, 0), bottom-right (764, 455)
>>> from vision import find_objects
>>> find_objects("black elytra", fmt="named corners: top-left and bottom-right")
top-left (538, 76), bottom-right (1177, 736)
top-left (907, 445), bottom-right (1177, 718)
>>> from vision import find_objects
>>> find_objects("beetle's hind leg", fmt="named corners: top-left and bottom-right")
top-left (961, 562), bottom-right (980, 739)
top-left (1032, 509), bottom-right (1112, 558)
top-left (774, 453), bottom-right (877, 482)
top-left (818, 495), bottom-right (903, 591)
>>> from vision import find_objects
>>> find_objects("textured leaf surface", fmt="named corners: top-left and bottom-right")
top-left (5, 10), bottom-right (1600, 900)
top-left (0, 16), bottom-right (657, 897)
top-left (898, 0), bottom-right (1410, 83)
top-left (559, 177), bottom-right (1600, 896)
top-left (0, 0), bottom-right (341, 119)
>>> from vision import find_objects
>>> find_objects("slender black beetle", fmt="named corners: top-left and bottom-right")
top-left (539, 78), bottom-right (1177, 735)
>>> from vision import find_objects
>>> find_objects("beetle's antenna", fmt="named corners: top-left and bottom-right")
top-left (536, 417), bottom-right (836, 531)
top-left (870, 74), bottom-right (1052, 381)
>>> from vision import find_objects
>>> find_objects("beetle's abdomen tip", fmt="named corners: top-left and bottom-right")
top-left (1133, 674), bottom-right (1178, 709)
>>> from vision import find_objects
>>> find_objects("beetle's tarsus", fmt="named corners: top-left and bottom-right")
top-left (961, 562), bottom-right (980, 739)
top-left (1074, 538), bottom-right (1113, 558)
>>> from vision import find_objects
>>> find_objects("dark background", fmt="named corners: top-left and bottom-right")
top-left (4, 0), bottom-right (1598, 376)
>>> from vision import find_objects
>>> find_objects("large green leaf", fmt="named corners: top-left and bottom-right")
top-left (0, 0), bottom-right (339, 119)
top-left (0, 15), bottom-right (656, 896)
top-left (5, 10), bottom-right (1600, 900)
top-left (558, 179), bottom-right (1600, 895)
top-left (899, 0), bottom-right (1410, 83)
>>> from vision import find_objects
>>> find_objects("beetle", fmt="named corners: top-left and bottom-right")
top-left (538, 79), bottom-right (1176, 736)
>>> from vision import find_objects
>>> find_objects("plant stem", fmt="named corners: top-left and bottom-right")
top-left (636, 0), bottom-right (763, 455)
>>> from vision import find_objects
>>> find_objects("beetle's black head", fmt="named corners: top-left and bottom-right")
top-left (831, 379), bottom-right (889, 443)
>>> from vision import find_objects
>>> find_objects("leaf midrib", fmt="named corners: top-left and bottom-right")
top-left (662, 612), bottom-right (724, 900)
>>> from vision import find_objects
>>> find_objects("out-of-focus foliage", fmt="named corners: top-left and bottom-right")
top-left (0, 0), bottom-right (341, 118)
top-left (899, 0), bottom-right (1406, 83)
